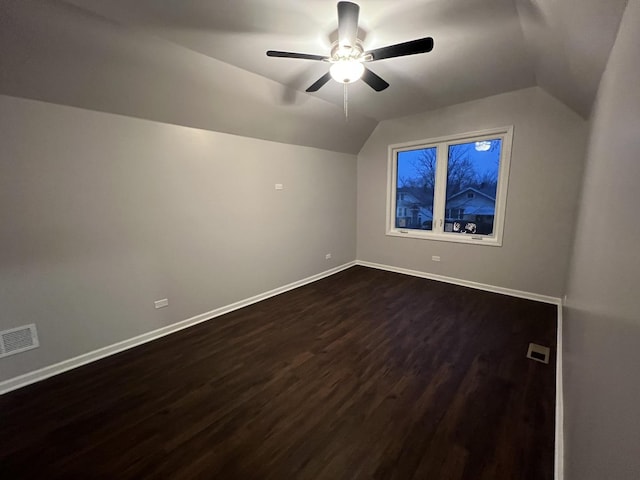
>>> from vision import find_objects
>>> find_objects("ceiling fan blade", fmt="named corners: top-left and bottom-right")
top-left (365, 37), bottom-right (434, 61)
top-left (361, 67), bottom-right (389, 92)
top-left (266, 50), bottom-right (328, 61)
top-left (337, 1), bottom-right (359, 49)
top-left (306, 72), bottom-right (333, 92)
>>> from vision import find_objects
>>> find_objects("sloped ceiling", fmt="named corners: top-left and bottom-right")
top-left (0, 0), bottom-right (628, 153)
top-left (516, 0), bottom-right (629, 117)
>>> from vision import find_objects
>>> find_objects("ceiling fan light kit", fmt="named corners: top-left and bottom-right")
top-left (330, 59), bottom-right (365, 83)
top-left (266, 1), bottom-right (434, 114)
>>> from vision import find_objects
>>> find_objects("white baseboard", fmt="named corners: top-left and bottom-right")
top-left (356, 260), bottom-right (562, 305)
top-left (0, 261), bottom-right (356, 395)
top-left (555, 304), bottom-right (564, 480)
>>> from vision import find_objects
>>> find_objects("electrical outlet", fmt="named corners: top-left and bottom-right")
top-left (432, 255), bottom-right (441, 262)
top-left (325, 253), bottom-right (332, 260)
top-left (275, 183), bottom-right (283, 190)
top-left (154, 298), bottom-right (169, 309)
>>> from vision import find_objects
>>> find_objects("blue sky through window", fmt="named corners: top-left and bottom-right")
top-left (397, 140), bottom-right (502, 184)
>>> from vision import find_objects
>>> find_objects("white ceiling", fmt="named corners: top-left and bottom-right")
top-left (0, 0), bottom-right (629, 153)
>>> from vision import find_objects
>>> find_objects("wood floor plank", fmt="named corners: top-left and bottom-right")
top-left (0, 266), bottom-right (557, 479)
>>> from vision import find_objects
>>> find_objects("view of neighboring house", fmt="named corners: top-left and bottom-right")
top-left (396, 186), bottom-right (496, 234)
top-left (444, 187), bottom-right (496, 234)
top-left (396, 188), bottom-right (433, 229)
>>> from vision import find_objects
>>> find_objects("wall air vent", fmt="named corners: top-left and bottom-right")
top-left (0, 324), bottom-right (39, 358)
top-left (526, 342), bottom-right (550, 364)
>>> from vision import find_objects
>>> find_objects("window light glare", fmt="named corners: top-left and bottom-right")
top-left (330, 60), bottom-right (365, 84)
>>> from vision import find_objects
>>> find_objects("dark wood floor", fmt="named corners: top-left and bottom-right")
top-left (0, 266), bottom-right (557, 479)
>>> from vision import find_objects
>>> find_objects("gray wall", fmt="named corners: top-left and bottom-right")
top-left (357, 87), bottom-right (587, 297)
top-left (0, 95), bottom-right (356, 382)
top-left (563, 0), bottom-right (640, 477)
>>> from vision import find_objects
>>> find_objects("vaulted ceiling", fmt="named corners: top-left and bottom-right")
top-left (0, 0), bottom-right (629, 153)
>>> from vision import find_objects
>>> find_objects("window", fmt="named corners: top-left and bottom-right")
top-left (387, 126), bottom-right (513, 246)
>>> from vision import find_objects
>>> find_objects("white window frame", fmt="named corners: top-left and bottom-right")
top-left (386, 126), bottom-right (513, 247)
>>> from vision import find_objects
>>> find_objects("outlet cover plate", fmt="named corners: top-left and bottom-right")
top-left (154, 298), bottom-right (169, 309)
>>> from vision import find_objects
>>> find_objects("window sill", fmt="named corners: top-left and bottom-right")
top-left (386, 229), bottom-right (503, 247)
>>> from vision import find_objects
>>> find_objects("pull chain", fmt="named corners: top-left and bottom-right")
top-left (343, 82), bottom-right (348, 121)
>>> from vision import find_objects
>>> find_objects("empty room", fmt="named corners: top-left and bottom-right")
top-left (1, 1), bottom-right (639, 479)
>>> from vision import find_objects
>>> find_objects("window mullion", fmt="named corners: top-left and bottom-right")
top-left (432, 143), bottom-right (448, 233)
top-left (389, 150), bottom-right (399, 231)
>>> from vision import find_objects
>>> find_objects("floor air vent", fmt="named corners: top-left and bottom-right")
top-left (0, 324), bottom-right (39, 358)
top-left (526, 342), bottom-right (550, 364)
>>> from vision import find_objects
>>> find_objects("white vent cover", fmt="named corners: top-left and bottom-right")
top-left (0, 324), bottom-right (39, 358)
top-left (526, 342), bottom-right (550, 364)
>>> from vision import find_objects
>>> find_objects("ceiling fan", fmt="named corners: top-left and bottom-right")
top-left (266, 1), bottom-right (434, 93)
